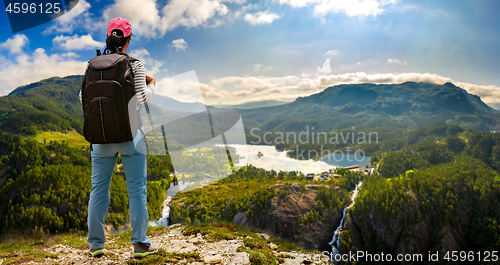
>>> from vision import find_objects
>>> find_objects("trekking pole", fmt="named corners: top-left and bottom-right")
top-left (141, 102), bottom-right (155, 156)
top-left (144, 102), bottom-right (155, 131)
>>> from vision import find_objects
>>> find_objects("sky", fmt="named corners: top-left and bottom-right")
top-left (1, 0), bottom-right (500, 105)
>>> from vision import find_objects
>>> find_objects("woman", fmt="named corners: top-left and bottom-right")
top-left (84, 17), bottom-right (158, 258)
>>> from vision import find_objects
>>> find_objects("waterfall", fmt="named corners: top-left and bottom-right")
top-left (328, 181), bottom-right (363, 262)
top-left (149, 195), bottom-right (172, 227)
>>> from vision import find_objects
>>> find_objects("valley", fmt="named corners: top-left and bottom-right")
top-left (0, 77), bottom-right (499, 264)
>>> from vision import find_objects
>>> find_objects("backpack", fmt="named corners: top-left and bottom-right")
top-left (81, 51), bottom-right (142, 144)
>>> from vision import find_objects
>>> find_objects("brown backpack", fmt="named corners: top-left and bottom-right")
top-left (81, 52), bottom-right (142, 144)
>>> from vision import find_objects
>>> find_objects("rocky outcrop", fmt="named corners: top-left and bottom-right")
top-left (232, 182), bottom-right (344, 250)
top-left (4, 225), bottom-right (329, 265)
top-left (437, 225), bottom-right (466, 256)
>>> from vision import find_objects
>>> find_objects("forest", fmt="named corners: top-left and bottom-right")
top-left (0, 133), bottom-right (171, 237)
top-left (336, 129), bottom-right (500, 259)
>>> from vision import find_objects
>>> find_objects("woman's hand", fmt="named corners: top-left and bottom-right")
top-left (146, 75), bottom-right (156, 86)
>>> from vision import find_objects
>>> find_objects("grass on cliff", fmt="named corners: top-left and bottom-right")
top-left (0, 222), bottom-right (321, 265)
top-left (0, 240), bottom-right (58, 264)
top-left (29, 130), bottom-right (88, 147)
top-left (120, 222), bottom-right (319, 265)
top-left (127, 249), bottom-right (201, 264)
top-left (183, 222), bottom-right (318, 265)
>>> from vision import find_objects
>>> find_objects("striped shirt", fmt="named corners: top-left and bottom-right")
top-left (79, 60), bottom-right (155, 105)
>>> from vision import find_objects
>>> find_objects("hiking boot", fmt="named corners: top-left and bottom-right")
top-left (133, 243), bottom-right (158, 258)
top-left (90, 248), bottom-right (104, 258)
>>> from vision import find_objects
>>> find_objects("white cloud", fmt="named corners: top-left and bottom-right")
top-left (103, 0), bottom-right (231, 38)
top-left (43, 0), bottom-right (247, 38)
top-left (244, 11), bottom-right (281, 25)
top-left (387, 58), bottom-right (408, 66)
top-left (233, 3), bottom-right (258, 18)
top-left (53, 34), bottom-right (105, 50)
top-left (102, 0), bottom-right (161, 38)
top-left (325, 49), bottom-right (340, 56)
top-left (278, 0), bottom-right (399, 17)
top-left (0, 48), bottom-right (86, 95)
top-left (171, 39), bottom-right (188, 51)
top-left (44, 0), bottom-right (97, 34)
top-left (129, 48), bottom-right (163, 76)
top-left (0, 34), bottom-right (29, 54)
top-left (223, 0), bottom-right (248, 3)
top-left (154, 70), bottom-right (229, 102)
top-left (196, 72), bottom-right (500, 104)
top-left (199, 82), bottom-right (230, 99)
top-left (454, 82), bottom-right (500, 104)
top-left (317, 59), bottom-right (331, 74)
top-left (254, 63), bottom-right (275, 71)
top-left (60, 52), bottom-right (79, 58)
top-left (159, 0), bottom-right (229, 33)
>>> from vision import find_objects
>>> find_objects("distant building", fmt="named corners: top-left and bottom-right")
top-left (306, 173), bottom-right (315, 181)
top-left (333, 174), bottom-right (342, 178)
top-left (344, 165), bottom-right (359, 170)
top-left (359, 168), bottom-right (371, 175)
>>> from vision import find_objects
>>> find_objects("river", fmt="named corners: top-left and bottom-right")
top-left (150, 176), bottom-right (212, 227)
top-left (328, 181), bottom-right (363, 263)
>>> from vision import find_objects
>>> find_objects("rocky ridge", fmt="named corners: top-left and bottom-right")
top-left (1, 224), bottom-right (330, 264)
top-left (233, 182), bottom-right (344, 250)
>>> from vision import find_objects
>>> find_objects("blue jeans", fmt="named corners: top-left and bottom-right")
top-left (87, 131), bottom-right (150, 249)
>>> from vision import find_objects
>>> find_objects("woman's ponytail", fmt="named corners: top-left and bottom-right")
top-left (105, 30), bottom-right (130, 53)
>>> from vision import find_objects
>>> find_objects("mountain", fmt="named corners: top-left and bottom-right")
top-left (0, 75), bottom-right (210, 136)
top-left (149, 94), bottom-right (207, 113)
top-left (2, 77), bottom-right (499, 139)
top-left (240, 82), bottom-right (500, 133)
top-left (213, 100), bottom-right (290, 110)
top-left (0, 75), bottom-right (83, 135)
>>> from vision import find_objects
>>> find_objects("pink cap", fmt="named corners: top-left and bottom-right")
top-left (107, 18), bottom-right (132, 37)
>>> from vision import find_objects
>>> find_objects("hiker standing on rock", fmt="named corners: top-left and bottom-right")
top-left (80, 17), bottom-right (158, 258)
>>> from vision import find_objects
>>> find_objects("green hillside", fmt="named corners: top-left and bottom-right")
top-left (241, 82), bottom-right (500, 134)
top-left (0, 76), bottom-right (173, 237)
top-left (0, 75), bottom-right (83, 135)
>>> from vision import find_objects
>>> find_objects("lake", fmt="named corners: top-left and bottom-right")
top-left (165, 144), bottom-right (371, 196)
top-left (231, 144), bottom-right (371, 174)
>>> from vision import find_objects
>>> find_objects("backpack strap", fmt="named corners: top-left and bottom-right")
top-left (124, 54), bottom-right (152, 154)
top-left (124, 53), bottom-right (138, 62)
